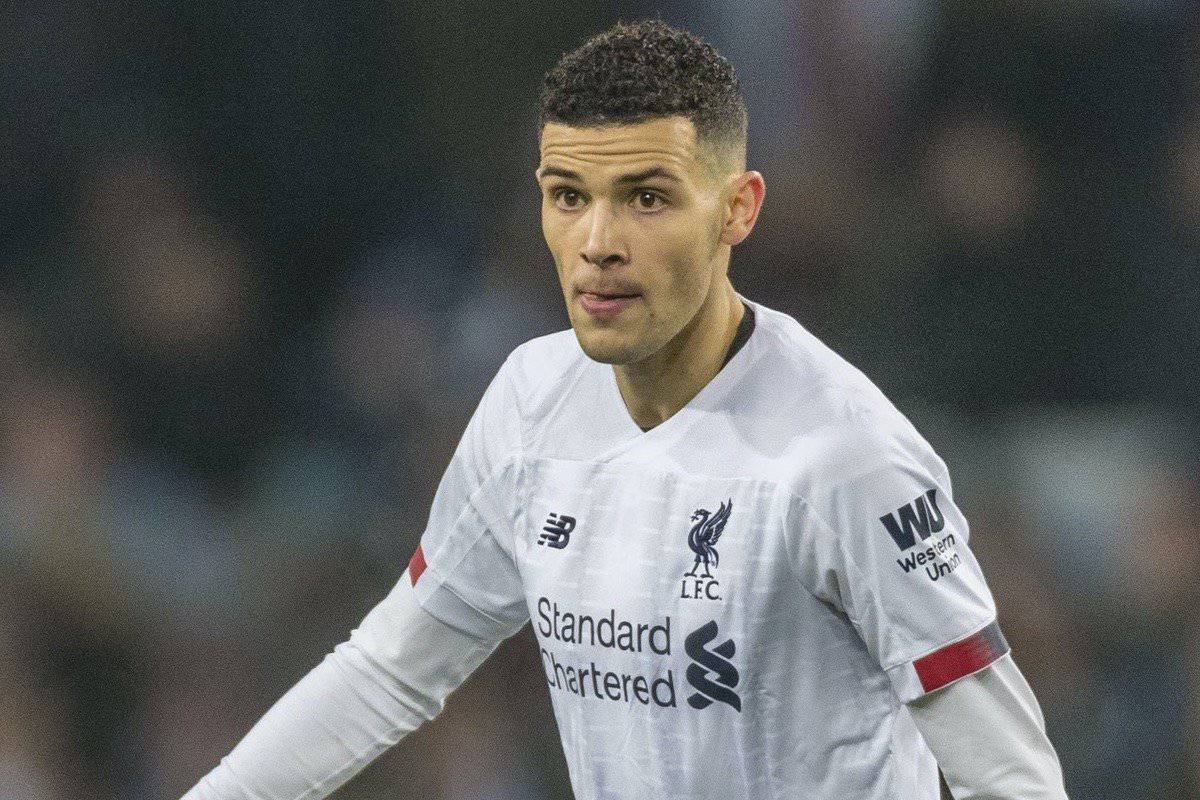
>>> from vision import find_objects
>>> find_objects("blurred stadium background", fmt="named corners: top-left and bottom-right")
top-left (2, 2), bottom-right (1199, 798)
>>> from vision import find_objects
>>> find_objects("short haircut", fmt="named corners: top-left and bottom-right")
top-left (538, 19), bottom-right (748, 171)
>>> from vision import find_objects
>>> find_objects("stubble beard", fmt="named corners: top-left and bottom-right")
top-left (572, 317), bottom-right (659, 366)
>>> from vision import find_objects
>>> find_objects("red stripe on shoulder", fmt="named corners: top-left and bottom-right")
top-left (408, 544), bottom-right (428, 586)
top-left (914, 621), bottom-right (1009, 693)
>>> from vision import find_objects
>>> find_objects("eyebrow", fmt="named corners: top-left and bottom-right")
top-left (536, 166), bottom-right (683, 185)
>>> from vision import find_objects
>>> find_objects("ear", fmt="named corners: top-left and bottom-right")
top-left (720, 171), bottom-right (766, 247)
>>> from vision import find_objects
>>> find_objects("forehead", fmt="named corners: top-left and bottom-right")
top-left (538, 117), bottom-right (702, 179)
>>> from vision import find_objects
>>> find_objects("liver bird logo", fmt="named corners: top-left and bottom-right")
top-left (685, 499), bottom-right (732, 579)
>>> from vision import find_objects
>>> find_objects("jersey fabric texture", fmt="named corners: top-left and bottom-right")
top-left (409, 296), bottom-right (1006, 800)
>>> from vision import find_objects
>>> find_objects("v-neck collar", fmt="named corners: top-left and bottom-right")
top-left (595, 294), bottom-right (764, 459)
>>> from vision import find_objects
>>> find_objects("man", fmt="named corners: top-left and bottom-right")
top-left (185, 20), bottom-right (1068, 800)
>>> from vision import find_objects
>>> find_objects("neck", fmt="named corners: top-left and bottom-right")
top-left (613, 279), bottom-right (744, 431)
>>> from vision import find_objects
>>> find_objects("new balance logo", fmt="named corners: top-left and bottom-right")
top-left (685, 621), bottom-right (741, 712)
top-left (539, 513), bottom-right (575, 549)
top-left (879, 488), bottom-right (945, 551)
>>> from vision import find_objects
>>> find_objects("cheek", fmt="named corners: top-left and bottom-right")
top-left (660, 224), bottom-right (715, 300)
top-left (643, 248), bottom-right (707, 331)
top-left (540, 211), bottom-right (557, 253)
top-left (541, 217), bottom-right (569, 275)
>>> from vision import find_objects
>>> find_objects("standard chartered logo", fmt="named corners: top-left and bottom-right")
top-left (535, 596), bottom-right (742, 713)
top-left (684, 620), bottom-right (741, 711)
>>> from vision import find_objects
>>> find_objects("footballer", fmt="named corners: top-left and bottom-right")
top-left (185, 20), bottom-right (1069, 800)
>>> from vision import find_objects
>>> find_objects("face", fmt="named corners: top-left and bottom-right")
top-left (536, 116), bottom-right (738, 365)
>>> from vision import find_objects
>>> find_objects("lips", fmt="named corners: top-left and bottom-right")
top-left (577, 283), bottom-right (641, 299)
top-left (580, 290), bottom-right (639, 300)
top-left (578, 290), bottom-right (640, 320)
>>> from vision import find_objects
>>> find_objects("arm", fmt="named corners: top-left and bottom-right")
top-left (790, 422), bottom-right (1069, 796)
top-left (184, 354), bottom-right (529, 799)
top-left (183, 573), bottom-right (499, 800)
top-left (909, 653), bottom-right (1068, 800)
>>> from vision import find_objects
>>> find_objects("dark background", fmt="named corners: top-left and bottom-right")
top-left (2, 2), bottom-right (1198, 798)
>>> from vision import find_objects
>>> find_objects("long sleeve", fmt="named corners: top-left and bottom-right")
top-left (908, 652), bottom-right (1069, 800)
top-left (185, 355), bottom-right (530, 799)
top-left (182, 573), bottom-right (502, 800)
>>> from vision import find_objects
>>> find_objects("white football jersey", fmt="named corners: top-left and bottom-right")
top-left (409, 297), bottom-right (1007, 800)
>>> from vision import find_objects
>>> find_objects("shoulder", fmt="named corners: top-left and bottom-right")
top-left (462, 329), bottom-right (588, 462)
top-left (743, 301), bottom-right (946, 492)
top-left (505, 328), bottom-right (587, 379)
top-left (501, 328), bottom-right (589, 393)
top-left (491, 327), bottom-right (591, 420)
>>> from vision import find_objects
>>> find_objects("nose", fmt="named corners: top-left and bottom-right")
top-left (579, 200), bottom-right (628, 268)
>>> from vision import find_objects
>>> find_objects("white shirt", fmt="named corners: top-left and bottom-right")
top-left (411, 297), bottom-right (1009, 799)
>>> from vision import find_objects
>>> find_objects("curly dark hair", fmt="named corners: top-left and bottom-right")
top-left (538, 19), bottom-right (748, 167)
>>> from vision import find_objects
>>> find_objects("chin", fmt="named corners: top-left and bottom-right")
top-left (571, 326), bottom-right (646, 365)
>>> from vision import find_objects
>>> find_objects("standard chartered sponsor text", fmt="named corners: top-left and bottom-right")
top-left (536, 596), bottom-right (678, 708)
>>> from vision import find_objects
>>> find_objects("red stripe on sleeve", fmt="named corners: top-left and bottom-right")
top-left (408, 544), bottom-right (427, 586)
top-left (914, 621), bottom-right (1009, 693)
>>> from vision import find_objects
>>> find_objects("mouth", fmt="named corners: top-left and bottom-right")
top-left (577, 290), bottom-right (641, 320)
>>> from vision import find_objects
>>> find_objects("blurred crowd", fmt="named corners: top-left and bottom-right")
top-left (2, 2), bottom-right (1198, 798)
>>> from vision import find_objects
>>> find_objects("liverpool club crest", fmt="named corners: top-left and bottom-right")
top-left (681, 499), bottom-right (731, 601)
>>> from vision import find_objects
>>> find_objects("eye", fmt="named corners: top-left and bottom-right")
top-left (634, 190), bottom-right (666, 211)
top-left (552, 188), bottom-right (585, 210)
